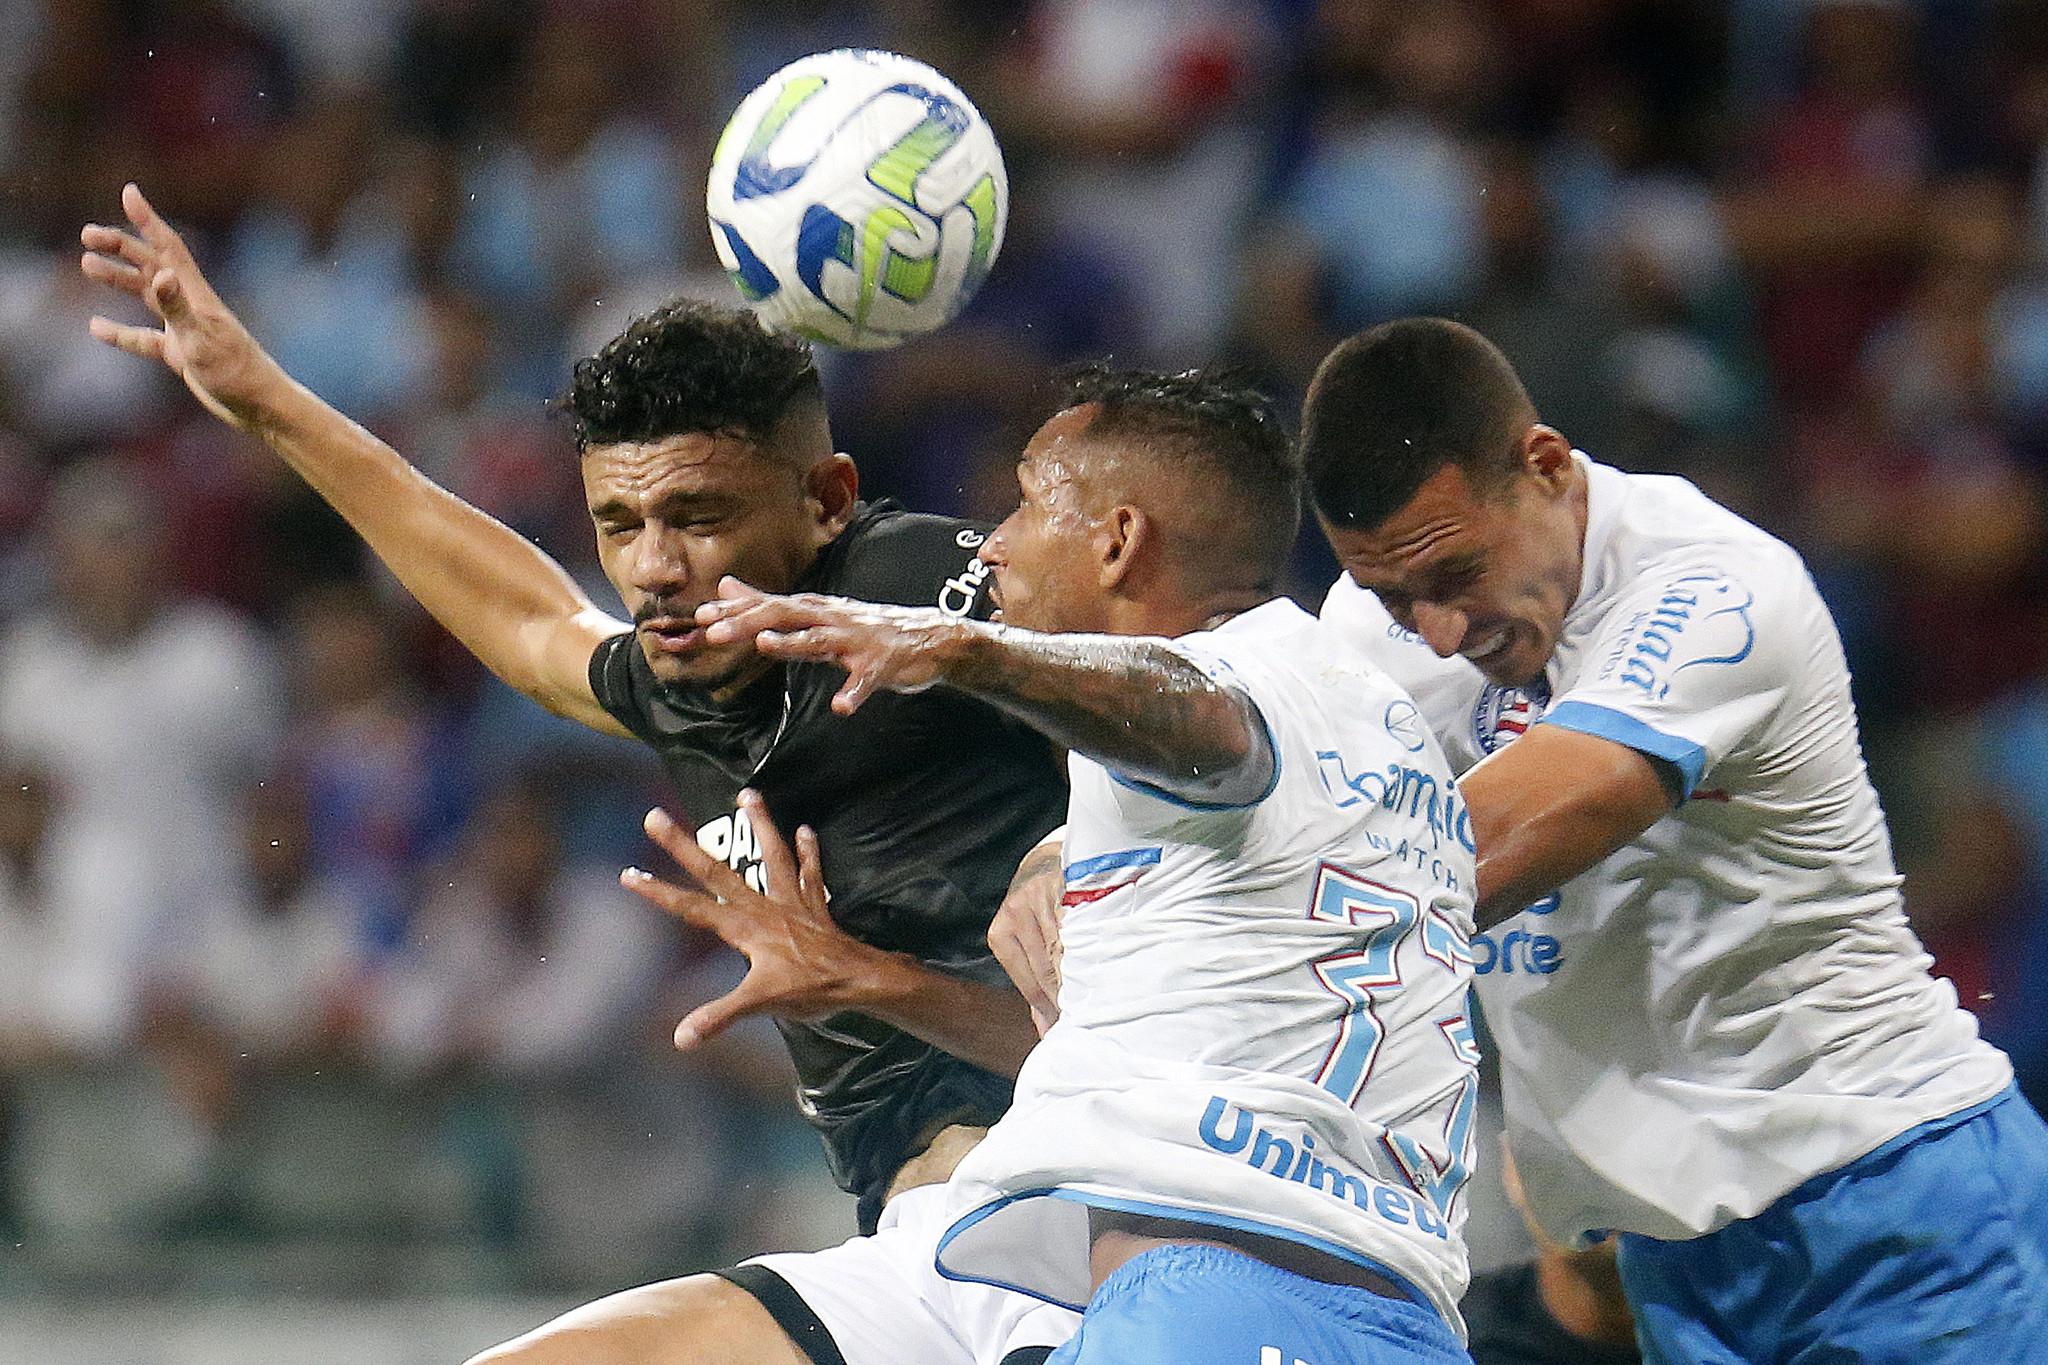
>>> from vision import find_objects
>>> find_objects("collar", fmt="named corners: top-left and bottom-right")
top-left (1569, 451), bottom-right (1629, 631)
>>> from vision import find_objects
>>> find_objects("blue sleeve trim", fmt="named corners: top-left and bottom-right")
top-left (1106, 695), bottom-right (1282, 812)
top-left (1539, 701), bottom-right (1706, 797)
top-left (1063, 846), bottom-right (1163, 881)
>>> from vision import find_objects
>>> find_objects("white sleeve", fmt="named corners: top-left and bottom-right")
top-left (1540, 563), bottom-right (1806, 796)
top-left (1090, 632), bottom-right (1284, 818)
top-left (1320, 574), bottom-right (1490, 774)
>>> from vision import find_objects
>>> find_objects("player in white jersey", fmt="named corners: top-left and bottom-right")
top-left (1295, 318), bottom-right (2048, 1363)
top-left (692, 367), bottom-right (1479, 1364)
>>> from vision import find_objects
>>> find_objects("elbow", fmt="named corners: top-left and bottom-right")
top-left (1149, 702), bottom-right (1275, 808)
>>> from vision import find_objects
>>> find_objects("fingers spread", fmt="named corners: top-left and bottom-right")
top-left (642, 806), bottom-right (736, 890)
top-left (81, 222), bottom-right (158, 270)
top-left (124, 184), bottom-right (192, 268)
top-left (716, 576), bottom-right (765, 603)
top-left (832, 674), bottom-right (874, 715)
top-left (794, 824), bottom-right (823, 902)
top-left (86, 316), bottom-right (166, 361)
top-left (736, 789), bottom-right (797, 895)
top-left (80, 251), bottom-right (146, 293)
top-left (146, 265), bottom-right (192, 323)
top-left (621, 865), bottom-right (721, 926)
top-left (673, 973), bottom-right (771, 1049)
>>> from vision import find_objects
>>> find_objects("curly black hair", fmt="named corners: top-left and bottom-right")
top-left (1056, 364), bottom-right (1301, 585)
top-left (559, 299), bottom-right (824, 451)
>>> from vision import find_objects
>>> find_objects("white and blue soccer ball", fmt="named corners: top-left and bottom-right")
top-left (706, 49), bottom-right (1007, 350)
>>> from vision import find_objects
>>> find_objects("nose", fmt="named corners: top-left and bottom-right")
top-left (624, 524), bottom-right (690, 598)
top-left (978, 518), bottom-right (1011, 567)
top-left (1410, 601), bottom-right (1469, 658)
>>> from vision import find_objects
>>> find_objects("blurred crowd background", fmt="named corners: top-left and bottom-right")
top-left (0, 0), bottom-right (2044, 1334)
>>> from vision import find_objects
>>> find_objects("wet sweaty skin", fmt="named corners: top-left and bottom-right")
top-left (582, 432), bottom-right (835, 693)
top-left (977, 410), bottom-right (1119, 637)
top-left (1323, 459), bottom-right (1587, 689)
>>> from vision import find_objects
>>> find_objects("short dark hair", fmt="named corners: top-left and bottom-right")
top-left (1302, 318), bottom-right (1535, 531)
top-left (1058, 364), bottom-right (1300, 585)
top-left (560, 300), bottom-right (823, 451)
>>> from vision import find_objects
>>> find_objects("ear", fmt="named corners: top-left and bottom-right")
top-left (1095, 504), bottom-right (1150, 591)
top-left (806, 454), bottom-right (860, 543)
top-left (1522, 425), bottom-right (1575, 490)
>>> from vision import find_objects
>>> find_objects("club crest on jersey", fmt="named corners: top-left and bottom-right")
top-left (1472, 678), bottom-right (1551, 755)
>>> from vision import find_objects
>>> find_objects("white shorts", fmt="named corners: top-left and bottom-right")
top-left (739, 1183), bottom-right (1080, 1365)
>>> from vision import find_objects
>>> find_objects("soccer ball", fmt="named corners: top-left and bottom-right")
top-left (706, 49), bottom-right (1008, 351)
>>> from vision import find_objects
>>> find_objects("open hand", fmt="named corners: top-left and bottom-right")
top-left (699, 577), bottom-right (971, 714)
top-left (80, 183), bottom-right (282, 431)
top-left (625, 789), bottom-right (902, 1049)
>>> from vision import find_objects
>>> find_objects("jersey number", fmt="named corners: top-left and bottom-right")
top-left (1384, 1014), bottom-right (1480, 1216)
top-left (1306, 865), bottom-right (1418, 1105)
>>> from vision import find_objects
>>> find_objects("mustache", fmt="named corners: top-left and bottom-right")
top-left (634, 598), bottom-right (696, 626)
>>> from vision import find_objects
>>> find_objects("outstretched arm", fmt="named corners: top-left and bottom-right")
top-left (627, 791), bottom-right (1040, 1077)
top-left (81, 184), bottom-right (627, 737)
top-left (699, 580), bottom-right (1274, 806)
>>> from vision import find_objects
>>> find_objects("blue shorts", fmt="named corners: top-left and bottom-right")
top-left (1617, 1086), bottom-right (2048, 1364)
top-left (1044, 1243), bottom-right (1470, 1365)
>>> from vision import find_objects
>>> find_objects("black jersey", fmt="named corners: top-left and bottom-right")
top-left (588, 501), bottom-right (1067, 1226)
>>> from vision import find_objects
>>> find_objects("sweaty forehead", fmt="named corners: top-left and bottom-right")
top-left (1020, 403), bottom-right (1152, 497)
top-left (583, 431), bottom-right (777, 495)
top-left (1327, 467), bottom-right (1496, 587)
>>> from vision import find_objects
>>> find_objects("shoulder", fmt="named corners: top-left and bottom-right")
top-left (1578, 468), bottom-right (1827, 679)
top-left (1193, 599), bottom-right (1438, 756)
top-left (586, 629), bottom-right (657, 735)
top-left (1173, 597), bottom-right (1321, 695)
top-left (823, 505), bottom-right (996, 617)
top-left (1320, 573), bottom-right (1491, 762)
top-left (1597, 465), bottom-right (1808, 599)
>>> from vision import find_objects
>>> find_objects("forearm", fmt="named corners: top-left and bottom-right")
top-left (1460, 725), bottom-right (1676, 930)
top-left (247, 373), bottom-right (619, 725)
top-left (945, 627), bottom-right (1271, 804)
top-left (856, 952), bottom-right (1041, 1078)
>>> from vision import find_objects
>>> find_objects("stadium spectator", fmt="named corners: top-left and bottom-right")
top-left (0, 456), bottom-right (281, 1055)
top-left (216, 97), bottom-right (439, 429)
top-left (0, 754), bottom-right (55, 1064)
top-left (444, 13), bottom-right (689, 397)
top-left (1723, 0), bottom-right (1933, 412)
top-left (991, 0), bottom-right (1282, 365)
top-left (277, 580), bottom-right (470, 953)
top-left (369, 776), bottom-right (671, 1079)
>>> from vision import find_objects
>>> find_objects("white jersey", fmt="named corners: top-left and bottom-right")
top-left (1321, 455), bottom-right (2013, 1245)
top-left (936, 598), bottom-right (1479, 1337)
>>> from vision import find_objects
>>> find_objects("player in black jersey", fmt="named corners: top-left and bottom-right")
top-left (83, 186), bottom-right (1064, 1363)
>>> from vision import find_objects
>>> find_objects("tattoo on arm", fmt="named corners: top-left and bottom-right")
top-left (1011, 839), bottom-right (1064, 891)
top-left (948, 628), bottom-right (1275, 805)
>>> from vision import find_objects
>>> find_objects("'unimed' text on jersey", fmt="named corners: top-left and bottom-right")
top-left (590, 503), bottom-right (1068, 1220)
top-left (1322, 455), bottom-right (2012, 1246)
top-left (936, 599), bottom-right (1479, 1340)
